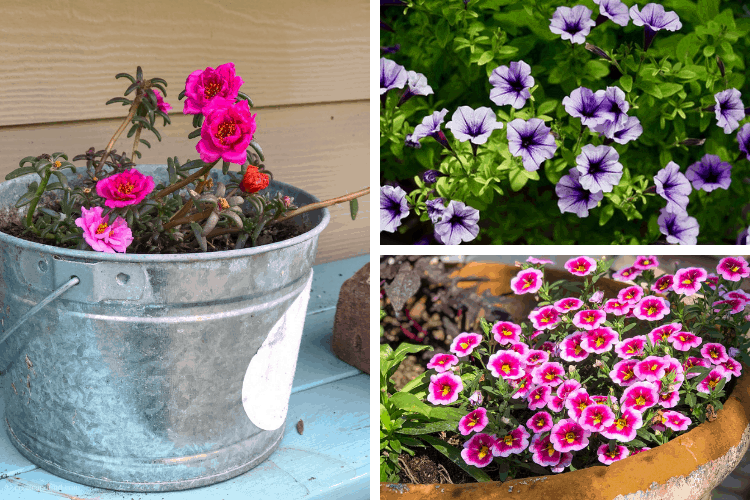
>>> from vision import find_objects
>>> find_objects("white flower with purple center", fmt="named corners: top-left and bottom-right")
top-left (379, 58), bottom-right (407, 94)
top-left (531, 361), bottom-right (566, 387)
top-left (718, 256), bottom-right (750, 281)
top-left (581, 327), bottom-right (618, 354)
top-left (461, 433), bottom-right (497, 467)
top-left (434, 200), bottom-right (480, 245)
top-left (427, 371), bottom-right (464, 405)
top-left (573, 309), bottom-right (606, 330)
top-left (603, 298), bottom-right (631, 316)
top-left (701, 343), bottom-right (729, 365)
top-left (492, 321), bottom-right (522, 344)
top-left (580, 404), bottom-right (616, 433)
top-left (554, 297), bottom-right (584, 313)
top-left (600, 408), bottom-right (643, 442)
top-left (529, 305), bottom-right (561, 330)
top-left (594, 0), bottom-right (630, 26)
top-left (597, 443), bottom-right (630, 465)
top-left (633, 296), bottom-right (670, 321)
top-left (556, 168), bottom-right (604, 218)
top-left (506, 118), bottom-right (559, 172)
top-left (738, 124), bottom-right (750, 160)
top-left (489, 61), bottom-right (534, 109)
top-left (450, 332), bottom-right (483, 357)
top-left (614, 336), bottom-right (647, 360)
top-left (598, 86), bottom-right (630, 126)
top-left (550, 418), bottom-right (591, 452)
top-left (564, 255), bottom-right (597, 276)
top-left (673, 267), bottom-right (708, 296)
top-left (559, 332), bottom-right (589, 362)
top-left (620, 381), bottom-right (659, 412)
top-left (380, 185), bottom-right (410, 232)
top-left (594, 115), bottom-right (643, 144)
top-left (549, 5), bottom-right (597, 45)
top-left (510, 267), bottom-right (544, 295)
top-left (445, 106), bottom-right (503, 145)
top-left (648, 323), bottom-right (681, 345)
top-left (612, 265), bottom-right (642, 282)
top-left (563, 87), bottom-right (608, 127)
top-left (493, 425), bottom-right (530, 458)
top-left (488, 350), bottom-right (526, 380)
top-left (629, 3), bottom-right (682, 50)
top-left (697, 367), bottom-right (727, 394)
top-left (405, 109), bottom-right (449, 148)
top-left (458, 407), bottom-right (489, 435)
top-left (527, 385), bottom-right (553, 410)
top-left (565, 388), bottom-right (593, 420)
top-left (686, 154), bottom-right (732, 192)
top-left (527, 411), bottom-right (554, 433)
top-left (426, 353), bottom-right (460, 373)
top-left (618, 285), bottom-right (644, 305)
top-left (654, 161), bottom-right (692, 212)
top-left (399, 70), bottom-right (433, 105)
top-left (530, 433), bottom-right (562, 467)
top-left (658, 207), bottom-right (699, 246)
top-left (610, 359), bottom-right (639, 386)
top-left (668, 331), bottom-right (702, 352)
top-left (634, 255), bottom-right (659, 270)
top-left (652, 274), bottom-right (674, 293)
top-left (714, 88), bottom-right (745, 134)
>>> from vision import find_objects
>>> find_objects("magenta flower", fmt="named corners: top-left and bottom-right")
top-left (530, 433), bottom-right (562, 467)
top-left (527, 385), bottom-right (553, 410)
top-left (652, 274), bottom-right (674, 293)
top-left (427, 372), bottom-right (464, 405)
top-left (196, 97), bottom-right (257, 164)
top-left (510, 268), bottom-right (544, 295)
top-left (621, 381), bottom-right (659, 411)
top-left (565, 388), bottom-right (593, 420)
top-left (661, 411), bottom-right (691, 431)
top-left (701, 343), bottom-right (729, 364)
top-left (549, 379), bottom-right (583, 412)
top-left (648, 323), bottom-right (681, 345)
top-left (600, 408), bottom-right (643, 442)
top-left (493, 425), bottom-right (530, 457)
top-left (631, 447), bottom-right (651, 455)
top-left (720, 358), bottom-right (742, 378)
top-left (668, 331), bottom-right (702, 351)
top-left (450, 332), bottom-right (483, 357)
top-left (615, 336), bottom-right (647, 360)
top-left (612, 265), bottom-right (642, 282)
top-left (581, 327), bottom-right (618, 354)
top-left (603, 298), bottom-right (630, 316)
top-left (634, 356), bottom-right (667, 382)
top-left (527, 411), bottom-right (554, 433)
top-left (528, 256), bottom-right (554, 265)
top-left (183, 62), bottom-right (243, 115)
top-left (618, 285), bottom-right (644, 305)
top-left (150, 89), bottom-right (171, 114)
top-left (524, 349), bottom-right (550, 368)
top-left (697, 367), bottom-right (727, 394)
top-left (597, 443), bottom-right (630, 465)
top-left (96, 169), bottom-right (155, 208)
top-left (509, 373), bottom-right (534, 399)
top-left (718, 257), bottom-right (750, 281)
top-left (554, 297), bottom-right (584, 313)
top-left (492, 321), bottom-right (522, 344)
top-left (610, 359), bottom-right (639, 387)
top-left (705, 274), bottom-right (721, 290)
top-left (632, 296), bottom-right (670, 321)
top-left (426, 353), bottom-right (460, 372)
top-left (572, 309), bottom-right (606, 330)
top-left (633, 255), bottom-right (659, 270)
top-left (488, 350), bottom-right (525, 380)
top-left (549, 6), bottom-right (596, 45)
top-left (714, 298), bottom-right (745, 315)
top-left (564, 256), bottom-right (597, 276)
top-left (550, 419), bottom-right (591, 452)
top-left (458, 407), bottom-right (489, 435)
top-left (657, 388), bottom-right (680, 408)
top-left (529, 306), bottom-right (561, 330)
top-left (559, 332), bottom-right (589, 362)
top-left (461, 433), bottom-right (497, 467)
top-left (673, 267), bottom-right (708, 296)
top-left (508, 341), bottom-right (531, 357)
top-left (580, 404), bottom-right (616, 433)
top-left (531, 362), bottom-right (566, 387)
top-left (75, 206), bottom-right (134, 253)
top-left (684, 356), bottom-right (710, 379)
top-left (551, 452), bottom-right (574, 474)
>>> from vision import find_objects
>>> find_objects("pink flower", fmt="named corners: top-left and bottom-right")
top-left (75, 206), bottom-right (133, 253)
top-left (527, 257), bottom-right (554, 265)
top-left (550, 452), bottom-right (573, 473)
top-left (549, 379), bottom-right (582, 412)
top-left (720, 358), bottom-right (742, 378)
top-left (684, 356), bottom-right (710, 379)
top-left (95, 169), bottom-right (155, 208)
top-left (631, 447), bottom-right (651, 455)
top-left (527, 385), bottom-right (553, 410)
top-left (633, 296), bottom-right (670, 321)
top-left (613, 266), bottom-right (642, 281)
top-left (527, 411), bottom-right (554, 433)
top-left (717, 256), bottom-right (750, 281)
top-left (559, 332), bottom-right (589, 362)
top-left (661, 410), bottom-right (691, 431)
top-left (469, 390), bottom-right (483, 406)
top-left (648, 323), bottom-right (682, 345)
top-left (564, 256), bottom-right (597, 276)
top-left (697, 367), bottom-right (728, 394)
top-left (579, 404), bottom-right (616, 432)
top-left (701, 343), bottom-right (729, 364)
top-left (634, 356), bottom-right (667, 382)
top-left (610, 359), bottom-right (639, 387)
top-left (668, 331), bottom-right (702, 351)
top-left (657, 388), bottom-right (680, 408)
top-left (524, 349), bottom-right (550, 367)
top-left (493, 425), bottom-right (530, 457)
top-left (597, 443), bottom-right (630, 465)
top-left (581, 327), bottom-right (618, 354)
top-left (652, 274), bottom-right (674, 293)
top-left (492, 321), bottom-right (522, 344)
top-left (426, 353), bottom-right (459, 372)
top-left (621, 381), bottom-right (659, 411)
top-left (461, 433), bottom-right (497, 467)
top-left (530, 433), bottom-right (562, 467)
top-left (615, 336), bottom-right (647, 359)
top-left (589, 290), bottom-right (604, 303)
top-left (603, 298), bottom-right (631, 316)
top-left (705, 274), bottom-right (720, 290)
top-left (633, 255), bottom-right (659, 270)
top-left (458, 407), bottom-right (489, 435)
top-left (713, 298), bottom-right (745, 314)
top-left (488, 350), bottom-right (525, 380)
top-left (600, 408), bottom-right (643, 442)
top-left (196, 97), bottom-right (257, 164)
top-left (531, 362), bottom-right (566, 386)
top-left (509, 373), bottom-right (534, 399)
top-left (150, 89), bottom-right (171, 114)
top-left (450, 332), bottom-right (483, 357)
top-left (550, 418), bottom-right (591, 452)
top-left (427, 372), bottom-right (464, 405)
top-left (183, 62), bottom-right (244, 115)
top-left (725, 290), bottom-right (750, 303)
top-left (510, 268), bottom-right (544, 294)
top-left (529, 306), bottom-right (560, 330)
top-left (673, 267), bottom-right (708, 296)
top-left (565, 388), bottom-right (593, 421)
top-left (553, 297), bottom-right (584, 313)
top-left (618, 286), bottom-right (644, 305)
top-left (662, 356), bottom-right (685, 386)
top-left (508, 341), bottom-right (531, 357)
top-left (572, 309), bottom-right (606, 330)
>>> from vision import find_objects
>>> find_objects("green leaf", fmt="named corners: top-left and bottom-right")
top-left (390, 392), bottom-right (432, 417)
top-left (420, 435), bottom-right (493, 482)
top-left (585, 60), bottom-right (610, 79)
top-left (349, 198), bottom-right (358, 220)
top-left (659, 83), bottom-right (683, 97)
top-left (638, 81), bottom-right (663, 99)
top-left (537, 100), bottom-right (557, 116)
top-left (509, 166), bottom-right (530, 191)
top-left (5, 166), bottom-right (38, 180)
top-left (106, 97), bottom-right (132, 106)
top-left (435, 19), bottom-right (451, 48)
top-left (477, 51), bottom-right (494, 66)
top-left (115, 72), bottom-right (135, 84)
top-left (599, 203), bottom-right (614, 226)
top-left (249, 140), bottom-right (265, 162)
top-left (703, 45), bottom-right (715, 58)
top-left (619, 75), bottom-right (633, 93)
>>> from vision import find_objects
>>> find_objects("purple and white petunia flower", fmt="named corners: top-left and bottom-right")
top-left (529, 305), bottom-right (561, 330)
top-left (489, 61), bottom-right (534, 109)
top-left (399, 70), bottom-right (433, 104)
top-left (506, 118), bottom-right (558, 171)
top-left (610, 115), bottom-right (644, 144)
top-left (632, 296), bottom-right (670, 321)
top-left (597, 443), bottom-right (630, 465)
top-left (658, 207), bottom-right (699, 245)
top-left (492, 321), bottom-right (523, 344)
top-left (493, 425), bottom-right (530, 457)
top-left (461, 433), bottom-right (497, 467)
top-left (597, 86), bottom-right (630, 126)
top-left (458, 407), bottom-right (489, 435)
top-left (488, 350), bottom-right (526, 380)
top-left (380, 58), bottom-right (407, 95)
top-left (654, 161), bottom-right (692, 212)
top-left (738, 124), bottom-right (750, 160)
top-left (590, 290), bottom-right (605, 303)
top-left (405, 109), bottom-right (450, 148)
top-left (445, 106), bottom-right (504, 145)
top-left (600, 408), bottom-right (643, 442)
top-left (450, 332), bottom-right (483, 357)
top-left (564, 256), bottom-right (598, 276)
top-left (434, 200), bottom-right (480, 245)
top-left (510, 268), bottom-right (544, 295)
top-left (563, 87), bottom-right (607, 127)
top-left (556, 168), bottom-right (604, 218)
top-left (717, 256), bottom-right (750, 281)
top-left (686, 154), bottom-right (732, 192)
top-left (549, 5), bottom-right (597, 45)
top-left (673, 267), bottom-right (708, 296)
top-left (380, 185), bottom-right (410, 232)
top-left (426, 353), bottom-right (460, 373)
top-left (550, 418), bottom-right (591, 452)
top-left (714, 89), bottom-right (745, 134)
top-left (629, 3), bottom-right (682, 50)
top-left (469, 390), bottom-right (483, 406)
top-left (425, 197), bottom-right (446, 223)
top-left (594, 0), bottom-right (630, 26)
top-left (427, 372), bottom-right (464, 405)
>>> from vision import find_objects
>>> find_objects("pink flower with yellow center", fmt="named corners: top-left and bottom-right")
top-left (614, 335), bottom-right (647, 359)
top-left (183, 62), bottom-right (243, 115)
top-left (661, 410), bottom-right (691, 431)
top-left (527, 385), bottom-right (553, 410)
top-left (634, 356), bottom-right (668, 382)
top-left (531, 361), bottom-right (566, 387)
top-left (713, 298), bottom-right (745, 315)
top-left (724, 290), bottom-right (750, 303)
top-left (717, 256), bottom-right (750, 281)
top-left (648, 323), bottom-right (682, 345)
top-left (652, 274), bottom-right (674, 293)
top-left (491, 321), bottom-right (522, 344)
top-left (565, 388), bottom-right (593, 420)
top-left (600, 408), bottom-right (643, 442)
top-left (633, 255), bottom-right (659, 270)
top-left (458, 407), bottom-right (489, 435)
top-left (488, 350), bottom-right (525, 380)
top-left (426, 353), bottom-right (460, 373)
top-left (196, 97), bottom-right (257, 164)
top-left (613, 266), bottom-right (642, 282)
top-left (683, 356), bottom-right (710, 379)
top-left (527, 411), bottom-right (554, 433)
top-left (508, 341), bottom-right (531, 357)
top-left (572, 309), bottom-right (606, 330)
top-left (720, 358), bottom-right (742, 378)
top-left (550, 418), bottom-right (591, 453)
top-left (580, 404), bottom-right (616, 432)
top-left (530, 433), bottom-right (561, 467)
top-left (661, 356), bottom-right (685, 386)
top-left (610, 359), bottom-right (639, 387)
top-left (564, 256), bottom-right (597, 276)
top-left (673, 267), bottom-right (708, 296)
top-left (529, 305), bottom-right (561, 330)
top-left (75, 206), bottom-right (134, 253)
top-left (509, 373), bottom-right (534, 399)
top-left (493, 425), bottom-right (530, 457)
top-left (701, 343), bottom-right (729, 365)
top-left (705, 274), bottom-right (720, 290)
top-left (657, 388), bottom-right (680, 408)
top-left (427, 372), bottom-right (464, 405)
top-left (559, 332), bottom-right (589, 362)
top-left (549, 379), bottom-right (582, 412)
top-left (524, 349), bottom-right (550, 368)
top-left (603, 298), bottom-right (631, 316)
top-left (633, 296), bottom-right (670, 321)
top-left (553, 297), bottom-right (584, 313)
top-left (618, 285), bottom-right (644, 305)
top-left (621, 381), bottom-right (659, 411)
top-left (697, 367), bottom-right (728, 394)
top-left (667, 331), bottom-right (701, 351)
top-left (449, 332), bottom-right (483, 357)
top-left (95, 169), bottom-right (155, 208)
top-left (597, 443), bottom-right (630, 465)
top-left (461, 433), bottom-right (497, 467)
top-left (510, 268), bottom-right (544, 294)
top-left (581, 327), bottom-right (618, 354)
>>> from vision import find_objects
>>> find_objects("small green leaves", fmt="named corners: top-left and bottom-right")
top-left (349, 198), bottom-right (359, 220)
top-left (619, 75), bottom-right (633, 92)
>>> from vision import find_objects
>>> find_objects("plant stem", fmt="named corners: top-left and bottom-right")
top-left (131, 125), bottom-right (143, 162)
top-left (163, 207), bottom-right (213, 231)
top-left (166, 177), bottom-right (212, 224)
top-left (154, 160), bottom-right (218, 200)
top-left (26, 170), bottom-right (52, 229)
top-left (96, 93), bottom-right (143, 174)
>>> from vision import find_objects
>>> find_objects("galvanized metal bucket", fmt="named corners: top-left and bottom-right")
top-left (0, 164), bottom-right (330, 491)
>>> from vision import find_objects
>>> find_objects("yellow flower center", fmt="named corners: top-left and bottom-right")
top-left (635, 395), bottom-right (645, 406)
top-left (623, 371), bottom-right (632, 380)
top-left (565, 432), bottom-right (576, 443)
top-left (441, 385), bottom-right (450, 396)
top-left (679, 335), bottom-right (686, 342)
top-left (708, 378), bottom-right (719, 389)
top-left (574, 345), bottom-right (582, 354)
top-left (502, 363), bottom-right (511, 374)
top-left (647, 306), bottom-right (657, 315)
top-left (595, 337), bottom-right (604, 347)
top-left (731, 265), bottom-right (740, 272)
top-left (478, 445), bottom-right (489, 459)
top-left (116, 181), bottom-right (135, 196)
top-left (536, 419), bottom-right (545, 428)
top-left (593, 413), bottom-right (602, 424)
top-left (547, 443), bottom-right (556, 456)
top-left (460, 342), bottom-right (468, 349)
top-left (522, 277), bottom-right (534, 289)
top-left (95, 222), bottom-right (109, 234)
top-left (575, 264), bottom-right (585, 272)
top-left (578, 401), bottom-right (587, 410)
top-left (504, 435), bottom-right (513, 446)
top-left (682, 278), bottom-right (693, 285)
top-left (545, 373), bottom-right (555, 380)
top-left (615, 418), bottom-right (626, 430)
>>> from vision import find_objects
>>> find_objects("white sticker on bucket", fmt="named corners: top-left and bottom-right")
top-left (242, 271), bottom-right (313, 431)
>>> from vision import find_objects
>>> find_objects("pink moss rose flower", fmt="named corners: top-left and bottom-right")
top-left (510, 268), bottom-right (544, 294)
top-left (701, 343), bottom-right (729, 364)
top-left (610, 359), bottom-right (639, 387)
top-left (648, 323), bottom-right (682, 345)
top-left (564, 256), bottom-right (597, 276)
top-left (661, 410), bottom-right (691, 431)
top-left (488, 350), bottom-right (525, 380)
top-left (652, 274), bottom-right (674, 293)
top-left (634, 356), bottom-right (668, 382)
top-left (492, 321), bottom-right (522, 344)
top-left (461, 433), bottom-right (497, 467)
top-left (600, 407), bottom-right (643, 442)
top-left (527, 385), bottom-right (553, 410)
top-left (75, 206), bottom-right (134, 253)
top-left (668, 331), bottom-right (702, 351)
top-left (426, 353), bottom-right (460, 372)
top-left (603, 298), bottom-right (631, 316)
top-left (633, 296), bottom-right (670, 321)
top-left (550, 418), bottom-right (591, 452)
top-left (530, 433), bottom-right (562, 467)
top-left (527, 411), bottom-right (554, 433)
top-left (531, 361), bottom-right (566, 386)
top-left (150, 89), bottom-right (171, 114)
top-left (450, 332), bottom-right (483, 357)
top-left (618, 285), bottom-right (645, 305)
top-left (183, 62), bottom-right (243, 115)
top-left (579, 404), bottom-right (616, 432)
top-left (612, 265), bottom-right (642, 281)
top-left (697, 367), bottom-right (728, 394)
top-left (572, 309), bottom-right (606, 330)
top-left (553, 297), bottom-right (584, 313)
top-left (717, 256), bottom-right (750, 281)
top-left (673, 267), bottom-right (708, 296)
top-left (458, 407), bottom-right (489, 435)
top-left (427, 372), bottom-right (464, 405)
top-left (633, 255), bottom-right (659, 270)
top-left (614, 336), bottom-right (647, 359)
top-left (581, 327), bottom-right (618, 354)
top-left (621, 381), bottom-right (659, 411)
top-left (559, 332), bottom-right (589, 362)
top-left (96, 169), bottom-right (155, 208)
top-left (196, 97), bottom-right (257, 164)
top-left (493, 425), bottom-right (530, 457)
top-left (529, 305), bottom-right (561, 330)
top-left (597, 443), bottom-right (630, 465)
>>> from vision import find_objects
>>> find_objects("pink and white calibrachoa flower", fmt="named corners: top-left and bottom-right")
top-left (649, 323), bottom-right (682, 345)
top-left (426, 353), bottom-right (459, 372)
top-left (713, 298), bottom-right (745, 315)
top-left (488, 350), bottom-right (526, 380)
top-left (572, 309), bottom-right (606, 330)
top-left (468, 390), bottom-right (483, 406)
top-left (527, 385), bottom-right (553, 410)
top-left (600, 408), bottom-right (643, 442)
top-left (631, 447), bottom-right (651, 455)
top-left (564, 256), bottom-right (597, 276)
top-left (633, 255), bottom-right (659, 270)
top-left (96, 169), bottom-right (155, 208)
top-left (661, 411), bottom-right (692, 431)
top-left (527, 411), bottom-right (554, 433)
top-left (701, 343), bottom-right (729, 364)
top-left (615, 336), bottom-right (647, 359)
top-left (581, 327), bottom-right (618, 354)
top-left (697, 367), bottom-right (728, 394)
top-left (565, 388), bottom-right (594, 420)
top-left (610, 359), bottom-right (639, 387)
top-left (532, 362), bottom-right (566, 386)
top-left (549, 379), bottom-right (582, 412)
top-left (450, 332), bottom-right (483, 357)
top-left (634, 356), bottom-right (668, 382)
top-left (717, 256), bottom-right (750, 281)
top-left (550, 418), bottom-right (591, 452)
top-left (705, 274), bottom-right (720, 290)
top-left (75, 206), bottom-right (134, 253)
top-left (597, 443), bottom-right (630, 465)
top-left (559, 332), bottom-right (589, 362)
top-left (524, 349), bottom-right (550, 367)
top-left (652, 274), bottom-right (674, 293)
top-left (662, 356), bottom-right (685, 385)
top-left (618, 285), bottom-right (644, 305)
top-left (656, 386), bottom-right (681, 408)
top-left (613, 266), bottom-right (642, 281)
top-left (553, 297), bottom-right (584, 313)
top-left (720, 358), bottom-right (742, 378)
top-left (579, 404), bottom-right (616, 432)
top-left (427, 372), bottom-right (464, 405)
top-left (673, 267), bottom-right (708, 296)
top-left (590, 290), bottom-right (605, 303)
top-left (667, 331), bottom-right (702, 351)
top-left (492, 321), bottom-right (522, 344)
top-left (461, 433), bottom-right (497, 467)
top-left (550, 452), bottom-right (573, 473)
top-left (530, 433), bottom-right (562, 467)
top-left (724, 290), bottom-right (750, 303)
top-left (684, 356), bottom-right (710, 379)
top-left (458, 407), bottom-right (489, 435)
top-left (527, 257), bottom-right (554, 265)
top-left (621, 381), bottom-right (659, 411)
top-left (509, 373), bottom-right (534, 399)
top-left (511, 268), bottom-right (544, 294)
top-left (493, 425), bottom-right (530, 457)
top-left (529, 305), bottom-right (561, 330)
top-left (508, 341), bottom-right (531, 357)
top-left (633, 296), bottom-right (670, 321)
top-left (603, 298), bottom-right (631, 316)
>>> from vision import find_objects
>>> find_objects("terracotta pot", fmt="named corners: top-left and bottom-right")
top-left (381, 263), bottom-right (750, 500)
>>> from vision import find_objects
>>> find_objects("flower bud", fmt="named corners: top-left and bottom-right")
top-left (680, 138), bottom-right (706, 146)
top-left (716, 56), bottom-right (725, 78)
top-left (421, 169), bottom-right (445, 185)
top-left (585, 43), bottom-right (611, 61)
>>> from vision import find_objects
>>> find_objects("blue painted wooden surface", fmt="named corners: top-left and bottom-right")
top-left (0, 255), bottom-right (370, 500)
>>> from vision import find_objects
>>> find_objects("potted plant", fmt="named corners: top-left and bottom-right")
top-left (0, 63), bottom-right (369, 492)
top-left (380, 255), bottom-right (750, 499)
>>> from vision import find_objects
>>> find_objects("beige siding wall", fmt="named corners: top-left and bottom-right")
top-left (0, 0), bottom-right (369, 264)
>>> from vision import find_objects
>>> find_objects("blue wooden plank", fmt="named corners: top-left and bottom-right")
top-left (308, 255), bottom-right (369, 313)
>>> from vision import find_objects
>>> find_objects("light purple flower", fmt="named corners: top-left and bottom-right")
top-left (425, 197), bottom-right (446, 223)
top-left (556, 168), bottom-right (604, 218)
top-left (714, 89), bottom-right (745, 134)
top-left (686, 154), bottom-right (732, 192)
top-left (445, 106), bottom-right (503, 145)
top-left (654, 161), bottom-right (692, 212)
top-left (401, 70), bottom-right (434, 103)
top-left (658, 207), bottom-right (699, 245)
top-left (611, 115), bottom-right (644, 144)
top-left (669, 331), bottom-right (702, 351)
top-left (506, 118), bottom-right (558, 171)
top-left (576, 144), bottom-right (623, 193)
top-left (527, 256), bottom-right (554, 265)
top-left (594, 0), bottom-right (630, 26)
top-left (630, 3), bottom-right (682, 50)
top-left (380, 58), bottom-right (407, 94)
top-left (738, 124), bottom-right (750, 160)
top-left (549, 5), bottom-right (596, 45)
top-left (434, 200), bottom-right (480, 245)
top-left (406, 109), bottom-right (449, 148)
top-left (469, 390), bottom-right (483, 406)
top-left (380, 185), bottom-right (410, 232)
top-left (563, 87), bottom-right (607, 127)
top-left (489, 61), bottom-right (535, 109)
top-left (598, 86), bottom-right (630, 125)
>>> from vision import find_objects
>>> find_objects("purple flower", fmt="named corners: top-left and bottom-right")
top-left (549, 5), bottom-right (596, 45)
top-left (399, 70), bottom-right (434, 105)
top-left (446, 106), bottom-right (504, 145)
top-left (594, 0), bottom-right (630, 26)
top-left (506, 118), bottom-right (558, 171)
top-left (575, 144), bottom-right (623, 193)
top-left (630, 3), bottom-right (682, 50)
top-left (714, 89), bottom-right (745, 134)
top-left (597, 86), bottom-right (629, 126)
top-left (380, 185), bottom-right (409, 232)
top-left (422, 169), bottom-right (446, 185)
top-left (686, 154), bottom-right (732, 192)
top-left (654, 161), bottom-right (691, 212)
top-left (658, 207), bottom-right (699, 245)
top-left (434, 200), bottom-right (480, 245)
top-left (738, 124), bottom-right (750, 160)
top-left (556, 168), bottom-right (604, 218)
top-left (563, 87), bottom-right (607, 128)
top-left (406, 109), bottom-right (450, 149)
top-left (425, 197), bottom-right (446, 223)
top-left (610, 116), bottom-right (644, 144)
top-left (380, 58), bottom-right (407, 95)
top-left (489, 61), bottom-right (534, 109)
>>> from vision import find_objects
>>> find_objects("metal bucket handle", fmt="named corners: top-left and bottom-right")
top-left (0, 276), bottom-right (79, 372)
